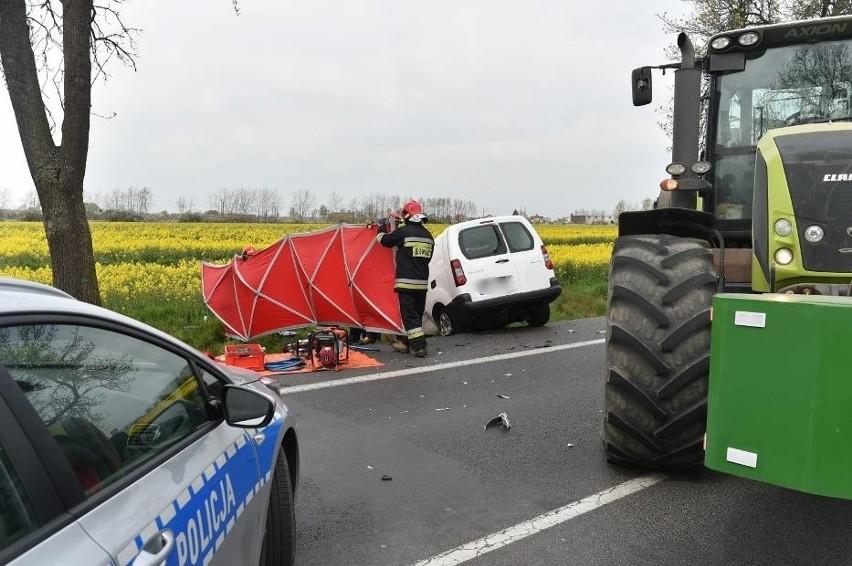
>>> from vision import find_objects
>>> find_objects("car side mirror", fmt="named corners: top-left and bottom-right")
top-left (632, 67), bottom-right (652, 106)
top-left (222, 385), bottom-right (275, 428)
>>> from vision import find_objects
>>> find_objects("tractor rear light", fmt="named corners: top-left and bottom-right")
top-left (450, 259), bottom-right (467, 286)
top-left (774, 218), bottom-right (792, 237)
top-left (660, 179), bottom-right (678, 191)
top-left (541, 245), bottom-right (554, 270)
top-left (775, 248), bottom-right (794, 265)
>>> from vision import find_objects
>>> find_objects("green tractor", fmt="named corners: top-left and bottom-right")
top-left (604, 16), bottom-right (852, 474)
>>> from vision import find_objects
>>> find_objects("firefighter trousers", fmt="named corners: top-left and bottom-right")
top-left (398, 290), bottom-right (427, 350)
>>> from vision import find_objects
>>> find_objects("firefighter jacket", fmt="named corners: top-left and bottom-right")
top-left (377, 221), bottom-right (434, 292)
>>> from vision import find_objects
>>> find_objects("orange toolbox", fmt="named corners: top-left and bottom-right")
top-left (224, 344), bottom-right (266, 371)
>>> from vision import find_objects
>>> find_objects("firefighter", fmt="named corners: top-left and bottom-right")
top-left (376, 199), bottom-right (434, 357)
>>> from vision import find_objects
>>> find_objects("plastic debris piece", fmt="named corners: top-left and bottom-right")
top-left (484, 412), bottom-right (511, 431)
top-left (462, 381), bottom-right (468, 385)
top-left (497, 394), bottom-right (511, 399)
top-left (367, 465), bottom-right (373, 469)
top-left (381, 475), bottom-right (393, 481)
top-left (568, 329), bottom-right (576, 334)
top-left (567, 443), bottom-right (575, 448)
top-left (505, 373), bottom-right (513, 377)
top-left (436, 407), bottom-right (451, 411)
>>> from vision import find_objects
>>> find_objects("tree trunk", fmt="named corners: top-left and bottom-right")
top-left (0, 0), bottom-right (101, 304)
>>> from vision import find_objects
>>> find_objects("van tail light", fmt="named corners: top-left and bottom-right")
top-left (450, 259), bottom-right (467, 286)
top-left (541, 245), bottom-right (554, 270)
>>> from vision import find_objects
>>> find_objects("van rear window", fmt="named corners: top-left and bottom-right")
top-left (500, 222), bottom-right (535, 252)
top-left (458, 225), bottom-right (507, 259)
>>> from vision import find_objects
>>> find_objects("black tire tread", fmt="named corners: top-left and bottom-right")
top-left (603, 234), bottom-right (716, 470)
top-left (262, 451), bottom-right (296, 566)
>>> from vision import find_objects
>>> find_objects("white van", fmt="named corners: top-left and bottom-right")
top-left (425, 215), bottom-right (562, 335)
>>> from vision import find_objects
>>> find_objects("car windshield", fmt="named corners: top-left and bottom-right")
top-left (713, 38), bottom-right (852, 221)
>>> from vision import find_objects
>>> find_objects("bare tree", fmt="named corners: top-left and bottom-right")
top-left (290, 188), bottom-right (316, 221)
top-left (0, 0), bottom-right (138, 304)
top-left (209, 187), bottom-right (229, 214)
top-left (327, 190), bottom-right (343, 213)
top-left (176, 195), bottom-right (195, 215)
top-left (0, 187), bottom-right (9, 210)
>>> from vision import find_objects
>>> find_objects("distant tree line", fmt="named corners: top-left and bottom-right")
top-left (0, 185), bottom-right (483, 224)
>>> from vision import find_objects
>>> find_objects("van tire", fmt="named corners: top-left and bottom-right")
top-left (526, 304), bottom-right (550, 327)
top-left (603, 234), bottom-right (715, 470)
top-left (261, 450), bottom-right (296, 566)
top-left (436, 307), bottom-right (456, 336)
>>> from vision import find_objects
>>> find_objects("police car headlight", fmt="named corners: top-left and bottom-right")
top-left (804, 225), bottom-right (824, 243)
top-left (775, 248), bottom-right (794, 265)
top-left (774, 218), bottom-right (793, 237)
top-left (711, 37), bottom-right (731, 50)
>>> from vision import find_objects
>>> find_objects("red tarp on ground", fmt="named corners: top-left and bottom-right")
top-left (201, 225), bottom-right (403, 341)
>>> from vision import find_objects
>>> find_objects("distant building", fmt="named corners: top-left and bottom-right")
top-left (529, 214), bottom-right (547, 224)
top-left (570, 212), bottom-right (614, 225)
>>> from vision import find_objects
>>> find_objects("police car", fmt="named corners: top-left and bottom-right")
top-left (0, 278), bottom-right (298, 565)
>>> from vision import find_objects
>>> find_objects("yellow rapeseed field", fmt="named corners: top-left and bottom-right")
top-left (0, 221), bottom-right (616, 338)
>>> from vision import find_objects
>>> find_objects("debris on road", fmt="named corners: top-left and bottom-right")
top-left (381, 475), bottom-right (393, 481)
top-left (497, 394), bottom-right (511, 399)
top-left (505, 373), bottom-right (513, 377)
top-left (484, 412), bottom-right (511, 431)
top-left (436, 407), bottom-right (451, 411)
top-left (567, 443), bottom-right (575, 448)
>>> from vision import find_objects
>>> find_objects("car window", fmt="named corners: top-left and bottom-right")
top-left (0, 447), bottom-right (38, 552)
top-left (499, 221), bottom-right (535, 252)
top-left (458, 225), bottom-right (507, 259)
top-left (0, 324), bottom-right (213, 497)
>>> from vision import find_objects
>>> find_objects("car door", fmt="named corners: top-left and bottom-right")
top-left (456, 220), bottom-right (522, 300)
top-left (0, 367), bottom-right (113, 566)
top-left (0, 318), bottom-right (266, 566)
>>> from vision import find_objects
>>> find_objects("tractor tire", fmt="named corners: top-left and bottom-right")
top-left (603, 234), bottom-right (716, 469)
top-left (526, 304), bottom-right (550, 327)
top-left (261, 450), bottom-right (296, 566)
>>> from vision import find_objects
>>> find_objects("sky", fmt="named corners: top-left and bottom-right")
top-left (0, 0), bottom-right (692, 218)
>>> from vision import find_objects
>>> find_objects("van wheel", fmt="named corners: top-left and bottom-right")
top-left (526, 304), bottom-right (550, 327)
top-left (260, 451), bottom-right (296, 566)
top-left (437, 308), bottom-right (456, 336)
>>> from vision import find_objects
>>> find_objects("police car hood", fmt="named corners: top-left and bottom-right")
top-left (216, 363), bottom-right (264, 386)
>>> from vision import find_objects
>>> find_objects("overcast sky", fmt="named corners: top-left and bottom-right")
top-left (0, 0), bottom-right (692, 218)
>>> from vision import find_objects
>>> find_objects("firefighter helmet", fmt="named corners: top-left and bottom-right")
top-left (401, 199), bottom-right (423, 218)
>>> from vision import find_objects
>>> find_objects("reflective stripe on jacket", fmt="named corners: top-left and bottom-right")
top-left (378, 222), bottom-right (434, 292)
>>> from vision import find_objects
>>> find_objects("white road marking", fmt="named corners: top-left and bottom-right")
top-left (278, 338), bottom-right (604, 394)
top-left (413, 474), bottom-right (665, 565)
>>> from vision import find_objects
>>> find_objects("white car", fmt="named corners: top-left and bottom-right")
top-left (426, 216), bottom-right (562, 335)
top-left (0, 278), bottom-right (298, 566)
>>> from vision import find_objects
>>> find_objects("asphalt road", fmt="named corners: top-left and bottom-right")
top-left (268, 319), bottom-right (852, 565)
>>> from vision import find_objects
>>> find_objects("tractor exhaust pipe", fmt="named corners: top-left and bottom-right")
top-left (662, 32), bottom-right (702, 210)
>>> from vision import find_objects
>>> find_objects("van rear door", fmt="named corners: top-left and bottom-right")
top-left (496, 220), bottom-right (552, 291)
top-left (455, 221), bottom-right (521, 301)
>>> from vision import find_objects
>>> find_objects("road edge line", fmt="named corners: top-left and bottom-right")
top-left (412, 474), bottom-right (665, 565)
top-left (278, 338), bottom-right (604, 394)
